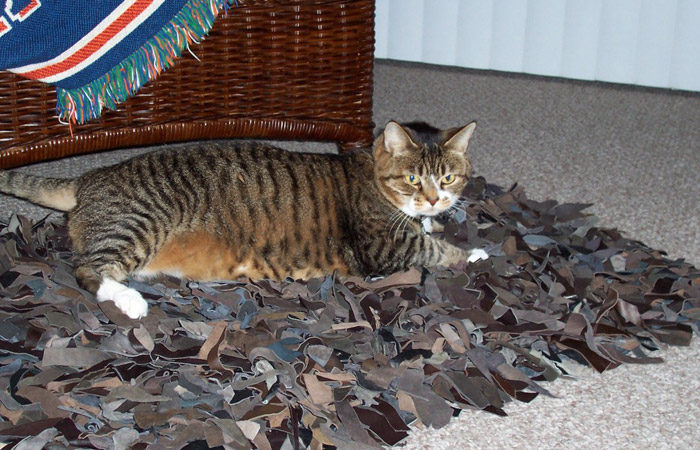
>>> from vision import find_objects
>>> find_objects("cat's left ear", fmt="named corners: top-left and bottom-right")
top-left (376, 121), bottom-right (419, 157)
top-left (443, 121), bottom-right (477, 154)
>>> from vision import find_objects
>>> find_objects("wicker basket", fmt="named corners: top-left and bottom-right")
top-left (0, 0), bottom-right (375, 169)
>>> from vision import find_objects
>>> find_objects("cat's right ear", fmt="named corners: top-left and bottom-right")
top-left (375, 121), bottom-right (418, 157)
top-left (443, 121), bottom-right (476, 155)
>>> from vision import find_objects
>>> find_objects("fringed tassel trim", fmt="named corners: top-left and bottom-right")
top-left (56, 0), bottom-right (230, 124)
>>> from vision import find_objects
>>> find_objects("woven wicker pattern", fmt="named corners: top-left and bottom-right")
top-left (0, 0), bottom-right (375, 169)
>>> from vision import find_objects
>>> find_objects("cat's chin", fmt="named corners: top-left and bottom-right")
top-left (404, 210), bottom-right (447, 219)
top-left (400, 204), bottom-right (451, 218)
top-left (399, 205), bottom-right (420, 218)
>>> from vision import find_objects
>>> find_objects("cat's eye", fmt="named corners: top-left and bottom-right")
top-left (405, 174), bottom-right (421, 186)
top-left (441, 174), bottom-right (456, 185)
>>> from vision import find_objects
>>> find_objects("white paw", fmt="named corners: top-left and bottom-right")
top-left (113, 289), bottom-right (149, 319)
top-left (467, 248), bottom-right (489, 263)
top-left (96, 278), bottom-right (149, 319)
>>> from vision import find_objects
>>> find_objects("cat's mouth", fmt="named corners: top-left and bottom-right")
top-left (400, 203), bottom-right (450, 218)
top-left (420, 207), bottom-right (448, 217)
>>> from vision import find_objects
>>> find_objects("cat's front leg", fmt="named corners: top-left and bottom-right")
top-left (466, 248), bottom-right (489, 263)
top-left (415, 234), bottom-right (489, 268)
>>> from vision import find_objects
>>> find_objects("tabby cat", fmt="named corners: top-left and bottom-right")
top-left (0, 121), bottom-right (487, 319)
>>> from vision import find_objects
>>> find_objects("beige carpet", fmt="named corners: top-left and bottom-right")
top-left (375, 61), bottom-right (699, 450)
top-left (405, 340), bottom-right (700, 449)
top-left (374, 61), bottom-right (700, 450)
top-left (1, 60), bottom-right (698, 448)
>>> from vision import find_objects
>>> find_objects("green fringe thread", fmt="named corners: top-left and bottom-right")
top-left (56, 0), bottom-right (230, 124)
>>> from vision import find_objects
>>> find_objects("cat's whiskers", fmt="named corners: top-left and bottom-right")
top-left (387, 210), bottom-right (404, 238)
top-left (394, 212), bottom-right (414, 241)
top-left (387, 209), bottom-right (405, 241)
top-left (388, 209), bottom-right (411, 241)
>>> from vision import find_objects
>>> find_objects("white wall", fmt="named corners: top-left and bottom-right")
top-left (374, 0), bottom-right (700, 91)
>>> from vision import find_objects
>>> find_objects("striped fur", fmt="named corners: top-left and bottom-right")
top-left (0, 171), bottom-right (78, 211)
top-left (0, 121), bottom-right (479, 318)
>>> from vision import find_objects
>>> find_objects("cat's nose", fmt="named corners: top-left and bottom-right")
top-left (427, 197), bottom-right (438, 206)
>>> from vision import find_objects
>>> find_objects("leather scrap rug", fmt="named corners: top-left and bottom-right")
top-left (0, 177), bottom-right (697, 448)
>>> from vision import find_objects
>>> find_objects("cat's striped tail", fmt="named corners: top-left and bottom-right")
top-left (0, 171), bottom-right (78, 211)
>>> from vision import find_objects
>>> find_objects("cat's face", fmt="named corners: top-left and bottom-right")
top-left (373, 121), bottom-right (475, 218)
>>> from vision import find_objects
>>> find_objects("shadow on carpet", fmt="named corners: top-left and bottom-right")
top-left (0, 178), bottom-right (697, 449)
